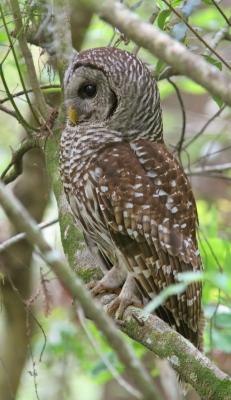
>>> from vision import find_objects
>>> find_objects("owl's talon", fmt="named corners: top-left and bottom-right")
top-left (86, 264), bottom-right (126, 297)
top-left (105, 275), bottom-right (142, 319)
top-left (86, 280), bottom-right (97, 291)
top-left (114, 319), bottom-right (126, 328)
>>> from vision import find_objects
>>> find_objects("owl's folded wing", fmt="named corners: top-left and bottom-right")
top-left (96, 139), bottom-right (203, 349)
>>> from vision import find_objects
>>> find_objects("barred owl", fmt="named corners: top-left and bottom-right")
top-left (60, 47), bottom-right (203, 350)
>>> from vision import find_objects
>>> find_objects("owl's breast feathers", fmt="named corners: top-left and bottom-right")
top-left (61, 134), bottom-right (203, 350)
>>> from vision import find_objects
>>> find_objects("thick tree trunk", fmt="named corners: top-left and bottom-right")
top-left (0, 148), bottom-right (49, 400)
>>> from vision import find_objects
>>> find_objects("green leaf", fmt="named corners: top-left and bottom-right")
top-left (155, 59), bottom-right (166, 76)
top-left (177, 271), bottom-right (204, 283)
top-left (204, 55), bottom-right (222, 71)
top-left (157, 9), bottom-right (171, 30)
top-left (212, 95), bottom-right (224, 108)
top-left (143, 282), bottom-right (187, 314)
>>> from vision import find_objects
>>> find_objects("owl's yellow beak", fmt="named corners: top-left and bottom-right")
top-left (67, 106), bottom-right (78, 125)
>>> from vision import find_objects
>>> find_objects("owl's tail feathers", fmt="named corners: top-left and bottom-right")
top-left (179, 310), bottom-right (205, 352)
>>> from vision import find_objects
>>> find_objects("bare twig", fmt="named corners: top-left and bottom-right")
top-left (0, 64), bottom-right (37, 132)
top-left (157, 66), bottom-right (180, 80)
top-left (90, 0), bottom-right (231, 106)
top-left (0, 219), bottom-right (59, 253)
top-left (210, 0), bottom-right (231, 27)
top-left (186, 162), bottom-right (231, 175)
top-left (0, 85), bottom-right (61, 105)
top-left (1, 138), bottom-right (40, 184)
top-left (167, 78), bottom-right (186, 158)
top-left (0, 5), bottom-right (40, 126)
top-left (9, 0), bottom-right (48, 119)
top-left (0, 104), bottom-right (18, 119)
top-left (133, 8), bottom-right (158, 56)
top-left (0, 181), bottom-right (162, 400)
top-left (182, 105), bottom-right (226, 150)
top-left (191, 144), bottom-right (231, 167)
top-left (76, 307), bottom-right (141, 399)
top-left (186, 173), bottom-right (231, 181)
top-left (206, 26), bottom-right (230, 56)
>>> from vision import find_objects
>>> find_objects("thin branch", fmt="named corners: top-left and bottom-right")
top-left (191, 144), bottom-right (231, 167)
top-left (0, 181), bottom-right (162, 400)
top-left (0, 85), bottom-right (61, 105)
top-left (167, 78), bottom-right (186, 158)
top-left (161, 0), bottom-right (231, 71)
top-left (0, 219), bottom-right (59, 253)
top-left (91, 0), bottom-right (231, 106)
top-left (210, 0), bottom-right (231, 27)
top-left (186, 162), bottom-right (231, 175)
top-left (0, 104), bottom-right (18, 119)
top-left (182, 105), bottom-right (226, 150)
top-left (157, 66), bottom-right (180, 80)
top-left (205, 26), bottom-right (230, 57)
top-left (1, 138), bottom-right (40, 184)
top-left (9, 0), bottom-right (48, 119)
top-left (0, 6), bottom-right (40, 126)
top-left (0, 64), bottom-right (36, 132)
top-left (133, 8), bottom-right (158, 56)
top-left (186, 172), bottom-right (231, 181)
top-left (76, 307), bottom-right (141, 399)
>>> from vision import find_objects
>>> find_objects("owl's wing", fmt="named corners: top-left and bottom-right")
top-left (95, 139), bottom-right (203, 349)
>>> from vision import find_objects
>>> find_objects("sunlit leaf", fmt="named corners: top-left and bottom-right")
top-left (157, 9), bottom-right (171, 30)
top-left (143, 282), bottom-right (187, 314)
top-left (204, 55), bottom-right (222, 71)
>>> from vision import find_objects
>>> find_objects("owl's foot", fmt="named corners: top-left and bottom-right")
top-left (87, 264), bottom-right (126, 296)
top-left (106, 275), bottom-right (142, 320)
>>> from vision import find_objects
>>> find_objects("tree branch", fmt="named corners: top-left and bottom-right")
top-left (122, 308), bottom-right (231, 400)
top-left (0, 181), bottom-right (231, 399)
top-left (186, 162), bottom-right (231, 175)
top-left (0, 219), bottom-right (58, 253)
top-left (86, 0), bottom-right (231, 107)
top-left (0, 104), bottom-right (18, 120)
top-left (0, 85), bottom-right (61, 105)
top-left (1, 138), bottom-right (40, 184)
top-left (183, 105), bottom-right (226, 150)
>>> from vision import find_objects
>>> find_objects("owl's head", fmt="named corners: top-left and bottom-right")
top-left (64, 47), bottom-right (163, 141)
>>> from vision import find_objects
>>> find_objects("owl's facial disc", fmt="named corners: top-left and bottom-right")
top-left (65, 66), bottom-right (117, 125)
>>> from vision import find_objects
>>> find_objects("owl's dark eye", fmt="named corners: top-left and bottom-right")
top-left (78, 83), bottom-right (97, 99)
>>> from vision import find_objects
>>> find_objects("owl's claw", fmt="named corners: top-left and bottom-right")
top-left (86, 264), bottom-right (126, 297)
top-left (106, 275), bottom-right (142, 320)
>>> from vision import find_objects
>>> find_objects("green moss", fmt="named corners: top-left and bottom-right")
top-left (59, 212), bottom-right (84, 267)
top-left (77, 266), bottom-right (102, 284)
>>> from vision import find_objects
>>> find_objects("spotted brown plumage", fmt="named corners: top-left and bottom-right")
top-left (60, 47), bottom-right (204, 350)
